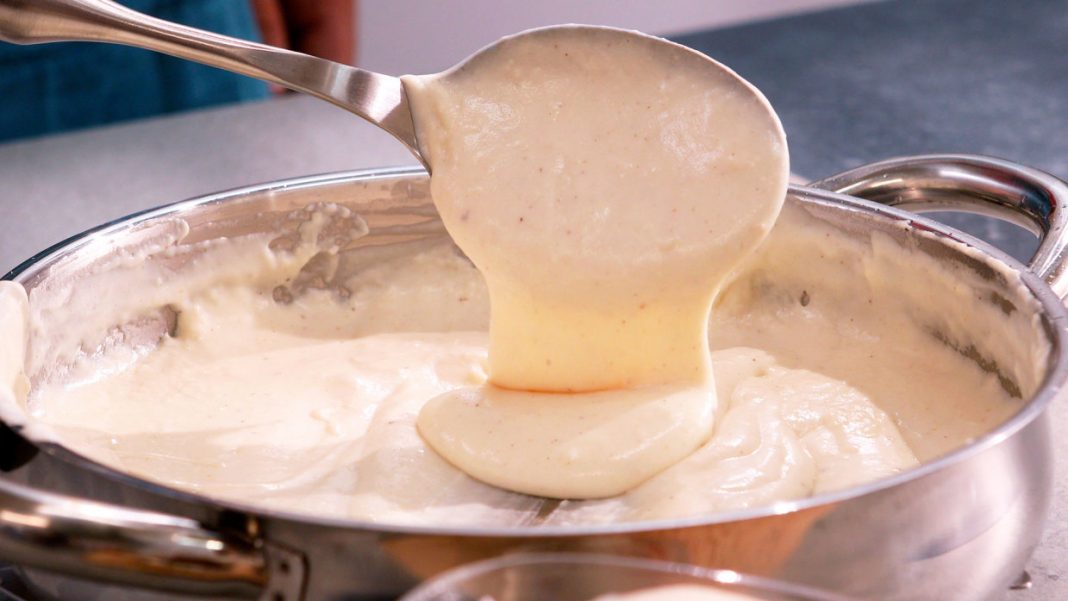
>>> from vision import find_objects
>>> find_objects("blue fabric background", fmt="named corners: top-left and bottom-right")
top-left (0, 0), bottom-right (269, 142)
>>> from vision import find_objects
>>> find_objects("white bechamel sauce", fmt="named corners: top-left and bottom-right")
top-left (552, 346), bottom-right (915, 524)
top-left (23, 241), bottom-right (914, 524)
top-left (402, 27), bottom-right (789, 498)
top-left (7, 199), bottom-right (1041, 526)
top-left (590, 585), bottom-right (764, 601)
top-left (0, 28), bottom-right (1046, 528)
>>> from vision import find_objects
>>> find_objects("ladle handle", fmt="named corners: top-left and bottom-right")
top-left (0, 475), bottom-right (303, 599)
top-left (0, 0), bottom-right (422, 163)
top-left (810, 154), bottom-right (1068, 298)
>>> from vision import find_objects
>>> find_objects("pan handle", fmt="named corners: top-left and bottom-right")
top-left (0, 475), bottom-right (302, 599)
top-left (809, 154), bottom-right (1068, 298)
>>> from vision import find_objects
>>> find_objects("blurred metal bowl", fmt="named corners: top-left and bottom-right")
top-left (398, 553), bottom-right (854, 601)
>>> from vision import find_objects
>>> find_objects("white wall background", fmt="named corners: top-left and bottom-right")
top-left (357, 0), bottom-right (873, 75)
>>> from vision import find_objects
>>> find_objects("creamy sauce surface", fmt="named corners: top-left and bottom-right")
top-left (26, 238), bottom-right (926, 526)
top-left (402, 26), bottom-right (789, 498)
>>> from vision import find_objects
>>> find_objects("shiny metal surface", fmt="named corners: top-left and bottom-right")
top-left (0, 156), bottom-right (1065, 601)
top-left (811, 154), bottom-right (1068, 296)
top-left (0, 478), bottom-right (267, 599)
top-left (0, 0), bottom-right (422, 167)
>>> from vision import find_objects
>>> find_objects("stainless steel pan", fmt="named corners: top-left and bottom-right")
top-left (1, 155), bottom-right (1066, 601)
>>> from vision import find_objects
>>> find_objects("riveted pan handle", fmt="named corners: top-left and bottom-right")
top-left (0, 475), bottom-right (302, 599)
top-left (809, 154), bottom-right (1068, 298)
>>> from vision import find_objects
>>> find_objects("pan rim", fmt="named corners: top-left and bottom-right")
top-left (5, 165), bottom-right (1065, 538)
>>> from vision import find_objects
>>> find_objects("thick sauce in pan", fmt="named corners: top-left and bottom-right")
top-left (11, 196), bottom-right (1038, 525)
top-left (20, 235), bottom-right (926, 525)
top-left (2, 28), bottom-right (1041, 527)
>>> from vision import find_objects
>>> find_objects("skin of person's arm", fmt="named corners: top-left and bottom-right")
top-left (253, 0), bottom-right (356, 65)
